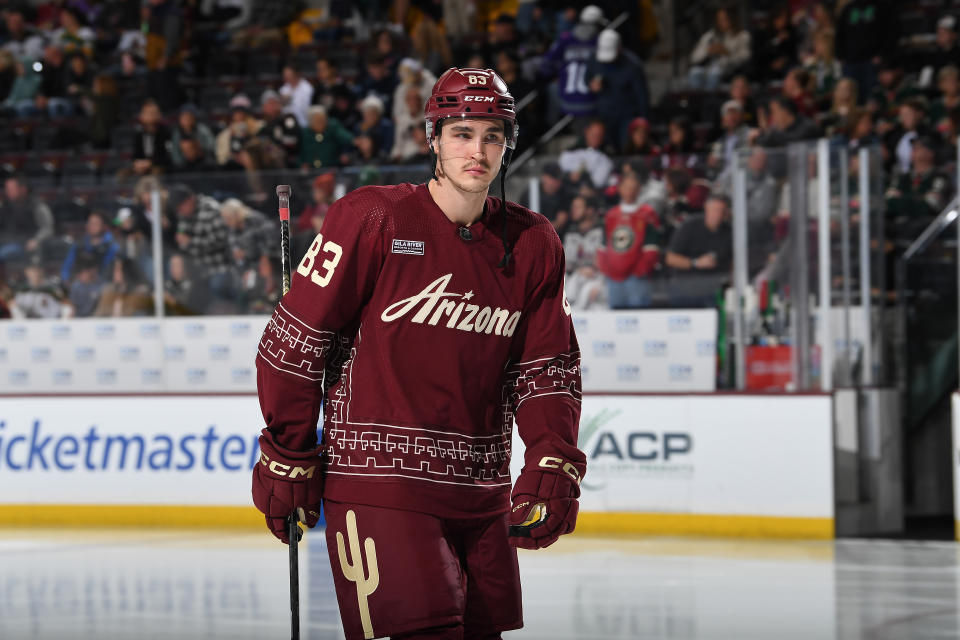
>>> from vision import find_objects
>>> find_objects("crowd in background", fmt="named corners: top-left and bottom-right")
top-left (0, 0), bottom-right (954, 319)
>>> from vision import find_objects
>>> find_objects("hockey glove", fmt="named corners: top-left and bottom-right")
top-left (508, 455), bottom-right (585, 550)
top-left (252, 429), bottom-right (324, 544)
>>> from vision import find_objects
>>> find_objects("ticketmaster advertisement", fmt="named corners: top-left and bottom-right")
top-left (0, 394), bottom-right (833, 537)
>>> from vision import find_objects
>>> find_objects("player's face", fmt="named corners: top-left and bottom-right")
top-left (435, 119), bottom-right (508, 194)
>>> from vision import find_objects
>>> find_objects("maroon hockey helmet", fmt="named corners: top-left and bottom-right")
top-left (424, 67), bottom-right (519, 149)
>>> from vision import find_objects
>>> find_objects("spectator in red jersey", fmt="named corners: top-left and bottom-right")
top-left (596, 173), bottom-right (663, 308)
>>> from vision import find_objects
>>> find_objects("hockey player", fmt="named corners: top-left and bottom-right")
top-left (252, 67), bottom-right (586, 639)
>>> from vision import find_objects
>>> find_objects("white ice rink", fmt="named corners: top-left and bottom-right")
top-left (1, 528), bottom-right (958, 640)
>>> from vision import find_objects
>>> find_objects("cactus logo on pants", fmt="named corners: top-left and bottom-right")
top-left (337, 509), bottom-right (380, 639)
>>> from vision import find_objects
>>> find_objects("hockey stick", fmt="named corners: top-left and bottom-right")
top-left (288, 512), bottom-right (301, 640)
top-left (276, 184), bottom-right (300, 640)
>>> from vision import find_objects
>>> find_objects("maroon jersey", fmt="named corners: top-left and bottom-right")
top-left (256, 183), bottom-right (583, 518)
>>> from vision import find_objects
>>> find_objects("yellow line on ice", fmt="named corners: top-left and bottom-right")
top-left (576, 512), bottom-right (834, 539)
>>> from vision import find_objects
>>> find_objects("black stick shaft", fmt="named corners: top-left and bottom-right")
top-left (289, 512), bottom-right (300, 640)
top-left (280, 218), bottom-right (292, 295)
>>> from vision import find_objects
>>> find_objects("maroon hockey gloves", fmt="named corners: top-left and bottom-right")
top-left (252, 429), bottom-right (324, 544)
top-left (508, 455), bottom-right (586, 550)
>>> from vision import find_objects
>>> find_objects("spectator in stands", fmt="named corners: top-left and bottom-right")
top-left (728, 74), bottom-right (757, 125)
top-left (869, 58), bottom-right (913, 122)
top-left (174, 137), bottom-right (218, 174)
top-left (841, 108), bottom-right (879, 152)
top-left (540, 5), bottom-right (606, 117)
top-left (2, 7), bottom-right (45, 62)
top-left (805, 30), bottom-right (843, 108)
top-left (167, 105), bottom-right (210, 166)
top-left (751, 5), bottom-right (797, 83)
top-left (0, 54), bottom-right (41, 115)
top-left (51, 6), bottom-right (95, 59)
top-left (131, 98), bottom-right (172, 175)
top-left (660, 116), bottom-right (701, 174)
top-left (559, 119), bottom-right (614, 189)
top-left (259, 89), bottom-right (301, 167)
top-left (372, 29), bottom-right (401, 75)
top-left (61, 211), bottom-right (119, 283)
top-left (588, 28), bottom-right (649, 152)
top-left (662, 168), bottom-right (699, 238)
top-left (87, 74), bottom-right (119, 149)
top-left (0, 175), bottom-right (53, 263)
top-left (112, 205), bottom-right (153, 282)
top-left (532, 162), bottom-right (574, 227)
top-left (931, 66), bottom-right (960, 125)
top-left (63, 53), bottom-right (93, 113)
top-left (229, 1), bottom-right (300, 49)
top-left (562, 195), bottom-right (607, 309)
top-left (93, 256), bottom-right (152, 317)
top-left (783, 68), bottom-right (816, 119)
top-left (596, 174), bottom-right (663, 309)
top-left (797, 2), bottom-right (836, 64)
top-left (494, 50), bottom-right (534, 122)
top-left (886, 136), bottom-right (951, 226)
top-left (910, 15), bottom-right (960, 85)
top-left (237, 136), bottom-right (285, 204)
top-left (133, 175), bottom-right (175, 250)
top-left (887, 97), bottom-right (932, 175)
top-left (25, 45), bottom-right (73, 118)
top-left (741, 148), bottom-right (782, 257)
top-left (292, 175), bottom-right (333, 260)
top-left (688, 7), bottom-right (751, 89)
top-left (404, 0), bottom-right (452, 73)
top-left (821, 77), bottom-right (859, 137)
top-left (296, 173), bottom-right (335, 233)
top-left (402, 126), bottom-right (431, 165)
top-left (300, 104), bottom-right (354, 169)
top-left (709, 100), bottom-right (750, 174)
top-left (355, 53), bottom-right (397, 116)
top-left (392, 85), bottom-right (427, 163)
top-left (168, 184), bottom-right (234, 298)
top-left (241, 253), bottom-right (281, 314)
top-left (9, 257), bottom-right (70, 319)
top-left (484, 13), bottom-right (521, 62)
top-left (753, 96), bottom-right (819, 147)
top-left (836, 0), bottom-right (895, 97)
top-left (355, 94), bottom-right (393, 159)
top-left (391, 58), bottom-right (436, 129)
top-left (215, 94), bottom-right (263, 167)
top-left (164, 253), bottom-right (209, 315)
top-left (220, 198), bottom-right (273, 270)
top-left (665, 193), bottom-right (733, 307)
top-left (280, 64), bottom-right (315, 128)
top-left (313, 58), bottom-right (357, 128)
top-left (67, 254), bottom-right (103, 317)
top-left (144, 0), bottom-right (183, 110)
top-left (623, 117), bottom-right (660, 157)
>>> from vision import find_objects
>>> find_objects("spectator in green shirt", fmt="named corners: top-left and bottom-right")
top-left (299, 105), bottom-right (354, 170)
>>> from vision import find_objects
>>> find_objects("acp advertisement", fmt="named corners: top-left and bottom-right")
top-left (513, 394), bottom-right (834, 534)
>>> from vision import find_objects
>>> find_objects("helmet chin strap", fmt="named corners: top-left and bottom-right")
top-left (496, 149), bottom-right (513, 269)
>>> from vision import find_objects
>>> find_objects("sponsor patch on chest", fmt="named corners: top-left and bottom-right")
top-left (391, 239), bottom-right (425, 256)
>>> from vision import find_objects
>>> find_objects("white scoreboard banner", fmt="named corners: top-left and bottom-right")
top-left (0, 310), bottom-right (717, 394)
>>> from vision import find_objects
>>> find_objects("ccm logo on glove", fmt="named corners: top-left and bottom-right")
top-left (538, 456), bottom-right (582, 485)
top-left (259, 452), bottom-right (317, 479)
